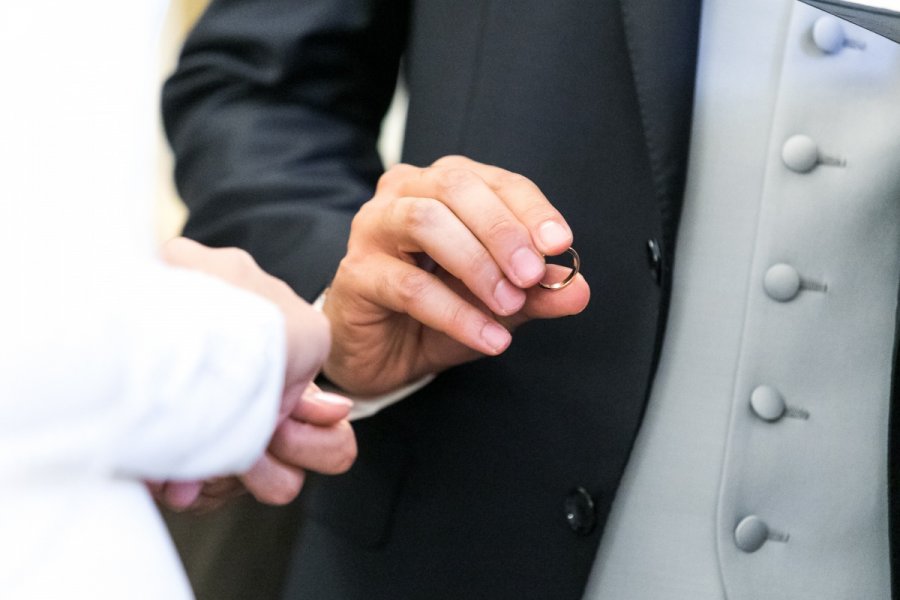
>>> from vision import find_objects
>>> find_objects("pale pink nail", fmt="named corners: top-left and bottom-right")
top-left (493, 279), bottom-right (526, 314)
top-left (510, 247), bottom-right (545, 285)
top-left (311, 390), bottom-right (354, 407)
top-left (538, 221), bottom-right (571, 249)
top-left (481, 323), bottom-right (512, 353)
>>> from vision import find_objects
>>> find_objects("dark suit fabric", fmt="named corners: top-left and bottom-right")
top-left (163, 0), bottom-right (893, 598)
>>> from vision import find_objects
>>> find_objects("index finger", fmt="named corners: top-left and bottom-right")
top-left (382, 163), bottom-right (546, 288)
top-left (431, 156), bottom-right (574, 257)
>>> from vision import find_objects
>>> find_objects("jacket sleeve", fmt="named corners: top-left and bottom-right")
top-left (162, 0), bottom-right (410, 300)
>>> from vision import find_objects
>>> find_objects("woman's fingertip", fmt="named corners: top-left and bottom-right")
top-left (311, 390), bottom-right (354, 407)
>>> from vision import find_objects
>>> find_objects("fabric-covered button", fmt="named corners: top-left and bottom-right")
top-left (564, 487), bottom-right (596, 535)
top-left (646, 238), bottom-right (662, 285)
top-left (734, 515), bottom-right (769, 553)
top-left (764, 263), bottom-right (801, 302)
top-left (782, 134), bottom-right (819, 173)
top-left (813, 16), bottom-right (847, 54)
top-left (750, 385), bottom-right (786, 422)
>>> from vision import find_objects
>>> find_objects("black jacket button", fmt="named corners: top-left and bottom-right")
top-left (564, 487), bottom-right (596, 535)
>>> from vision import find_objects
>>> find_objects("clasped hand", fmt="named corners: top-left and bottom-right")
top-left (152, 239), bottom-right (357, 512)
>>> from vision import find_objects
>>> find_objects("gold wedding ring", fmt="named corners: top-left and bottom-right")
top-left (538, 247), bottom-right (580, 290)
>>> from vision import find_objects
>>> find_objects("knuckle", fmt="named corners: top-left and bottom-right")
top-left (274, 422), bottom-right (299, 454)
top-left (221, 246), bottom-right (255, 264)
top-left (468, 244), bottom-right (494, 267)
top-left (493, 170), bottom-right (532, 189)
top-left (220, 247), bottom-right (258, 276)
top-left (442, 300), bottom-right (470, 335)
top-left (465, 246), bottom-right (496, 280)
top-left (393, 269), bottom-right (432, 307)
top-left (351, 197), bottom-right (398, 247)
top-left (377, 163), bottom-right (418, 192)
top-left (486, 217), bottom-right (526, 245)
top-left (400, 197), bottom-right (442, 233)
top-left (334, 253), bottom-right (359, 281)
top-left (432, 166), bottom-right (481, 196)
top-left (331, 254), bottom-right (368, 300)
top-left (375, 167), bottom-right (397, 191)
top-left (350, 199), bottom-right (380, 234)
top-left (160, 236), bottom-right (194, 263)
top-left (431, 154), bottom-right (469, 169)
top-left (490, 173), bottom-right (556, 219)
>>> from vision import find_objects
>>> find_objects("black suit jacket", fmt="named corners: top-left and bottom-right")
top-left (163, 1), bottom-right (900, 598)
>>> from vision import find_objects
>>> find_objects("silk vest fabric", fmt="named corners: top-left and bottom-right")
top-left (585, 2), bottom-right (900, 598)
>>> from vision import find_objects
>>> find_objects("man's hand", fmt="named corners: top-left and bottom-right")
top-left (323, 155), bottom-right (591, 396)
top-left (152, 239), bottom-right (357, 510)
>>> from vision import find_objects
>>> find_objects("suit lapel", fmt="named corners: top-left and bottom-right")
top-left (618, 0), bottom-right (703, 251)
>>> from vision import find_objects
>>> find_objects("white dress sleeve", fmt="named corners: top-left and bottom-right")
top-left (0, 1), bottom-right (285, 482)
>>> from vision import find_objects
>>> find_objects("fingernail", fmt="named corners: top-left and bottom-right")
top-left (510, 247), bottom-right (545, 285)
top-left (311, 390), bottom-right (354, 407)
top-left (493, 279), bottom-right (526, 314)
top-left (166, 481), bottom-right (203, 510)
top-left (538, 220), bottom-right (571, 250)
top-left (481, 322), bottom-right (511, 353)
